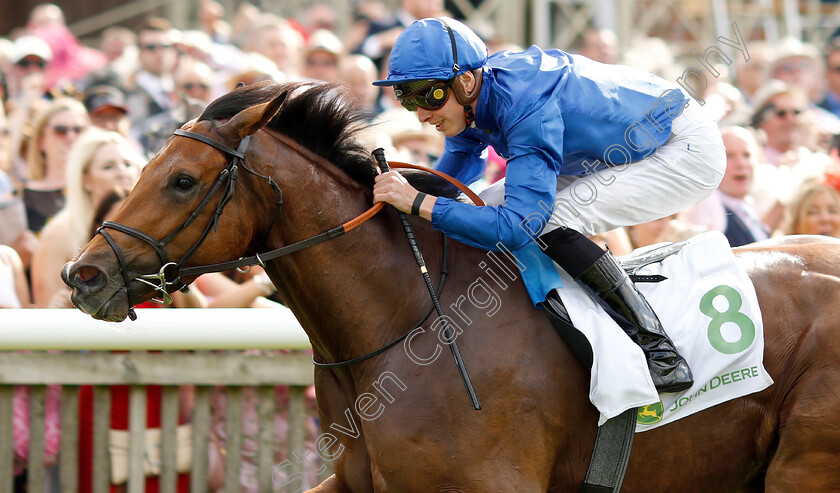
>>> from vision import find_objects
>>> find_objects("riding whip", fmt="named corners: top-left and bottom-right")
top-left (373, 148), bottom-right (481, 410)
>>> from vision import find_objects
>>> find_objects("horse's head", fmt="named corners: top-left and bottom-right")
top-left (62, 84), bottom-right (288, 321)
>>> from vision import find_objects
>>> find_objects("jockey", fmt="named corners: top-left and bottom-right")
top-left (372, 17), bottom-right (725, 392)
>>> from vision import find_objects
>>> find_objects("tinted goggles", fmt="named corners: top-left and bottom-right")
top-left (395, 79), bottom-right (453, 111)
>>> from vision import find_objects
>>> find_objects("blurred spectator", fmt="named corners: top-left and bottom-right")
top-left (298, 3), bottom-right (339, 38)
top-left (771, 37), bottom-right (824, 105)
top-left (6, 35), bottom-right (52, 104)
top-left (242, 16), bottom-right (303, 81)
top-left (302, 29), bottom-right (344, 83)
top-left (0, 244), bottom-right (29, 308)
top-left (352, 0), bottom-right (445, 70)
top-left (229, 1), bottom-right (262, 46)
top-left (222, 53), bottom-right (281, 94)
top-left (685, 126), bottom-right (770, 246)
top-left (22, 96), bottom-right (89, 234)
top-left (135, 59), bottom-right (214, 157)
top-left (346, 1), bottom-right (391, 55)
top-left (777, 179), bottom-right (840, 237)
top-left (374, 107), bottom-right (443, 167)
top-left (750, 80), bottom-right (811, 165)
top-left (373, 49), bottom-right (399, 113)
top-left (770, 36), bottom-right (840, 137)
top-left (126, 17), bottom-right (178, 127)
top-left (819, 38), bottom-right (840, 119)
top-left (27, 3), bottom-right (63, 29)
top-left (0, 103), bottom-right (31, 267)
top-left (620, 35), bottom-right (676, 78)
top-left (339, 54), bottom-right (379, 115)
top-left (26, 4), bottom-right (107, 92)
top-left (174, 30), bottom-right (214, 66)
top-left (83, 85), bottom-right (131, 137)
top-left (749, 81), bottom-right (832, 232)
top-left (200, 0), bottom-right (232, 43)
top-left (733, 41), bottom-right (771, 107)
top-left (31, 128), bottom-right (141, 307)
top-left (97, 27), bottom-right (138, 88)
top-left (577, 27), bottom-right (618, 64)
top-left (0, 102), bottom-right (14, 195)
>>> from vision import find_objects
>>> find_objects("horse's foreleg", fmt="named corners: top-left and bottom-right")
top-left (304, 475), bottom-right (350, 493)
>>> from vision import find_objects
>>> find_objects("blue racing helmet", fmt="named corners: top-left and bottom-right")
top-left (373, 17), bottom-right (488, 86)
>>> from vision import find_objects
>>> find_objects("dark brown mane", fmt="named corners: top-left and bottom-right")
top-left (199, 80), bottom-right (462, 198)
top-left (199, 80), bottom-right (377, 185)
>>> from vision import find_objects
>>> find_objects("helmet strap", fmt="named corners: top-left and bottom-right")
top-left (464, 105), bottom-right (476, 127)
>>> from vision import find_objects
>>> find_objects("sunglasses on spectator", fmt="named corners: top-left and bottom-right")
top-left (16, 59), bottom-right (47, 69)
top-left (306, 58), bottom-right (337, 67)
top-left (181, 82), bottom-right (210, 91)
top-left (142, 43), bottom-right (174, 51)
top-left (395, 79), bottom-right (453, 112)
top-left (52, 125), bottom-right (86, 136)
top-left (772, 108), bottom-right (802, 118)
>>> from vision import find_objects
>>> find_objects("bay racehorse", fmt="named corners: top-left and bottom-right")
top-left (63, 81), bottom-right (840, 492)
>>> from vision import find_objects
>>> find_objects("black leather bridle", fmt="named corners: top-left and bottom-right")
top-left (95, 127), bottom-right (455, 376)
top-left (97, 128), bottom-right (283, 320)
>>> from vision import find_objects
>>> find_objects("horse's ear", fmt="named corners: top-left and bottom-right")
top-left (221, 92), bottom-right (287, 139)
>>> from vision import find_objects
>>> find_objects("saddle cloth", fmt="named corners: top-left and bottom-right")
top-left (517, 231), bottom-right (774, 429)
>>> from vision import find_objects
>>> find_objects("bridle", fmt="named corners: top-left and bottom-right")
top-left (97, 128), bottom-right (281, 320)
top-left (97, 126), bottom-right (483, 322)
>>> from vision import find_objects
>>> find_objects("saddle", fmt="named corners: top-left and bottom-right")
top-left (541, 240), bottom-right (688, 368)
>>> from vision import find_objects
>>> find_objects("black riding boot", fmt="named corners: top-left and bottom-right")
top-left (576, 251), bottom-right (694, 392)
top-left (537, 227), bottom-right (693, 393)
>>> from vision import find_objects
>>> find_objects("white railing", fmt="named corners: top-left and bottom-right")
top-left (0, 308), bottom-right (327, 493)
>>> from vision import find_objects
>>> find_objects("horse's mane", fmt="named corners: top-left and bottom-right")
top-left (199, 80), bottom-right (462, 199)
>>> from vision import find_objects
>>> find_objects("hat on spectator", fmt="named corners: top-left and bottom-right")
top-left (304, 29), bottom-right (343, 59)
top-left (749, 79), bottom-right (807, 127)
top-left (11, 35), bottom-right (53, 64)
top-left (83, 85), bottom-right (128, 115)
top-left (773, 37), bottom-right (821, 65)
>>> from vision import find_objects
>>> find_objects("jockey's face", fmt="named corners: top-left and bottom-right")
top-left (416, 86), bottom-right (467, 138)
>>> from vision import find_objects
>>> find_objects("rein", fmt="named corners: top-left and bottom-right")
top-left (97, 126), bottom-right (482, 324)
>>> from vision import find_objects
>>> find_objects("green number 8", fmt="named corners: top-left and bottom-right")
top-left (699, 285), bottom-right (755, 354)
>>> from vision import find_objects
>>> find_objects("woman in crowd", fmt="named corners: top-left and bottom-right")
top-left (21, 96), bottom-right (89, 234)
top-left (777, 179), bottom-right (840, 237)
top-left (30, 127), bottom-right (141, 307)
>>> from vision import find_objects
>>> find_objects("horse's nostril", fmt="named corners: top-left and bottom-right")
top-left (76, 266), bottom-right (101, 284)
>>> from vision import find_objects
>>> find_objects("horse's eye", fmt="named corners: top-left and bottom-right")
top-left (173, 176), bottom-right (195, 191)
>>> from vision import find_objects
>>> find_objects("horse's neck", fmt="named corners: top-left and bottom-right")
top-left (276, 215), bottom-right (438, 363)
top-left (264, 157), bottom-right (437, 364)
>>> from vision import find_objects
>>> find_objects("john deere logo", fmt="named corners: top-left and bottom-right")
top-left (637, 402), bottom-right (664, 424)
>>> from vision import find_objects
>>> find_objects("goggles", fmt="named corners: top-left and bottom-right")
top-left (395, 79), bottom-right (453, 111)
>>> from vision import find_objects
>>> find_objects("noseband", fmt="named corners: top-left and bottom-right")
top-left (97, 128), bottom-right (282, 320)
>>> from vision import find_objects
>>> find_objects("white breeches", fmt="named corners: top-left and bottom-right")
top-left (479, 103), bottom-right (726, 236)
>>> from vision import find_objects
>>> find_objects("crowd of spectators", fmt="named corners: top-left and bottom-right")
top-left (4, 0), bottom-right (840, 490)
